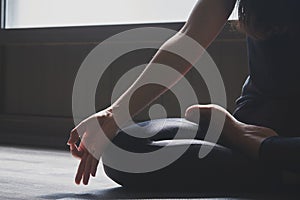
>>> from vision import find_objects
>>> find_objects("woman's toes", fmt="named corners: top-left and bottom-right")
top-left (185, 104), bottom-right (214, 123)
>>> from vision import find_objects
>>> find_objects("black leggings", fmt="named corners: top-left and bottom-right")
top-left (102, 118), bottom-right (299, 190)
top-left (259, 136), bottom-right (300, 173)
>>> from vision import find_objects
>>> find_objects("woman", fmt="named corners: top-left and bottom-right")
top-left (68, 0), bottom-right (300, 187)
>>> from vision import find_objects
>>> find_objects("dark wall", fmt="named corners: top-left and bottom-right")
top-left (0, 21), bottom-right (248, 149)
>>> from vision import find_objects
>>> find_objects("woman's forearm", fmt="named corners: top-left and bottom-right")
top-left (111, 34), bottom-right (199, 127)
top-left (110, 0), bottom-right (237, 128)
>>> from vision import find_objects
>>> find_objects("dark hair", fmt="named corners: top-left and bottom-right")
top-left (237, 0), bottom-right (299, 39)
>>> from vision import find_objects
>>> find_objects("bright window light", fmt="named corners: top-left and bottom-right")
top-left (4, 0), bottom-right (238, 29)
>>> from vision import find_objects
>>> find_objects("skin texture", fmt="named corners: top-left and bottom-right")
top-left (67, 0), bottom-right (278, 185)
top-left (185, 104), bottom-right (278, 159)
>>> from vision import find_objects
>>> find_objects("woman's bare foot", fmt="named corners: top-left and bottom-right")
top-left (185, 104), bottom-right (278, 159)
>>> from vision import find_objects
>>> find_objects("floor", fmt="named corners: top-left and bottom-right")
top-left (0, 146), bottom-right (299, 200)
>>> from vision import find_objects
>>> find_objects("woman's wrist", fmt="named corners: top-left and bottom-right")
top-left (102, 107), bottom-right (120, 139)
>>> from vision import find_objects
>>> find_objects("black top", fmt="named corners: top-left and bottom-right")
top-left (240, 34), bottom-right (300, 101)
top-left (233, 34), bottom-right (300, 135)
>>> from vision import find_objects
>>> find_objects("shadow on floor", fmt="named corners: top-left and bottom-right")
top-left (39, 186), bottom-right (300, 200)
top-left (40, 187), bottom-right (242, 199)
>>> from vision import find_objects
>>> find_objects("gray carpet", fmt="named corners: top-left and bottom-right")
top-left (0, 146), bottom-right (299, 200)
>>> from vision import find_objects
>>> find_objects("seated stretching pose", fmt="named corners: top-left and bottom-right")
top-left (68, 0), bottom-right (300, 188)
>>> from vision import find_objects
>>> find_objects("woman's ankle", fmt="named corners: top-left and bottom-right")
top-left (236, 124), bottom-right (278, 159)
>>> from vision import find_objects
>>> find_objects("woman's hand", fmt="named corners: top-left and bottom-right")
top-left (67, 108), bottom-right (119, 185)
top-left (185, 104), bottom-right (278, 159)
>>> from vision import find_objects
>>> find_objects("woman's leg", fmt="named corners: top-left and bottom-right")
top-left (102, 118), bottom-right (280, 190)
top-left (234, 100), bottom-right (300, 172)
top-left (259, 136), bottom-right (300, 173)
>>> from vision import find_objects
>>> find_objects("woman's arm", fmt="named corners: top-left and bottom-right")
top-left (112, 0), bottom-right (237, 126)
top-left (68, 0), bottom-right (237, 185)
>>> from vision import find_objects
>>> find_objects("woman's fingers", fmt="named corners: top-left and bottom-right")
top-left (68, 121), bottom-right (87, 145)
top-left (83, 155), bottom-right (93, 185)
top-left (68, 121), bottom-right (87, 159)
top-left (67, 129), bottom-right (80, 145)
top-left (69, 143), bottom-right (84, 159)
top-left (91, 157), bottom-right (99, 177)
top-left (75, 152), bottom-right (88, 184)
top-left (74, 149), bottom-right (98, 185)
